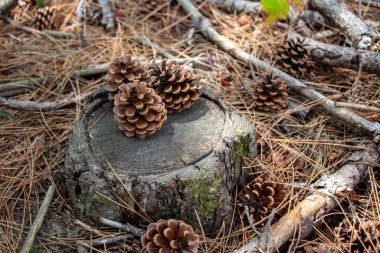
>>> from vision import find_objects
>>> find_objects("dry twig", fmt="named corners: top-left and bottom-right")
top-left (19, 184), bottom-right (56, 253)
top-left (99, 217), bottom-right (144, 237)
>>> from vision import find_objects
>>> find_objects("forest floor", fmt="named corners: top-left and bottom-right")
top-left (0, 0), bottom-right (379, 252)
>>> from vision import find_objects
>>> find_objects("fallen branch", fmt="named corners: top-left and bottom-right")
top-left (335, 102), bottom-right (380, 113)
top-left (19, 184), bottom-right (56, 253)
top-left (78, 234), bottom-right (134, 247)
top-left (288, 33), bottom-right (380, 74)
top-left (99, 217), bottom-right (144, 237)
top-left (0, 93), bottom-right (87, 111)
top-left (236, 141), bottom-right (379, 252)
top-left (309, 0), bottom-right (375, 49)
top-left (179, 0), bottom-right (380, 142)
top-left (74, 219), bottom-right (106, 237)
top-left (0, 56), bottom-right (212, 93)
top-left (208, 0), bottom-right (260, 13)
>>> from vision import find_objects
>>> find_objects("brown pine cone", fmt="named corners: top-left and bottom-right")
top-left (113, 80), bottom-right (167, 139)
top-left (337, 219), bottom-right (380, 253)
top-left (34, 6), bottom-right (62, 30)
top-left (106, 55), bottom-right (153, 100)
top-left (150, 59), bottom-right (202, 113)
top-left (253, 74), bottom-right (288, 111)
top-left (275, 37), bottom-right (311, 78)
top-left (141, 219), bottom-right (200, 253)
top-left (238, 175), bottom-right (289, 222)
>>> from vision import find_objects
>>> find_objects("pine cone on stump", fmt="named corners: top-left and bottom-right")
top-left (106, 55), bottom-right (153, 100)
top-left (150, 59), bottom-right (202, 113)
top-left (275, 37), bottom-right (311, 78)
top-left (113, 80), bottom-right (167, 139)
top-left (253, 74), bottom-right (288, 111)
top-left (141, 219), bottom-right (200, 253)
top-left (34, 6), bottom-right (62, 30)
top-left (238, 175), bottom-right (289, 222)
top-left (337, 220), bottom-right (380, 253)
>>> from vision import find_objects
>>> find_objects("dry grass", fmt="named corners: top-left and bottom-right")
top-left (0, 0), bottom-right (379, 252)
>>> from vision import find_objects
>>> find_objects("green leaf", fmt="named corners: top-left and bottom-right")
top-left (36, 0), bottom-right (44, 8)
top-left (30, 249), bottom-right (43, 253)
top-left (0, 110), bottom-right (12, 119)
top-left (260, 0), bottom-right (290, 24)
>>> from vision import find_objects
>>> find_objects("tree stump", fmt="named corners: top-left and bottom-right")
top-left (64, 87), bottom-right (255, 233)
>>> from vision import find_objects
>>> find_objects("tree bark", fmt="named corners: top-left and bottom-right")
top-left (64, 87), bottom-right (255, 233)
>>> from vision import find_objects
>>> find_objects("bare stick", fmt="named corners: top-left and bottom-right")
top-left (19, 184), bottom-right (56, 253)
top-left (99, 217), bottom-right (144, 237)
top-left (74, 219), bottom-right (107, 237)
top-left (309, 0), bottom-right (375, 49)
top-left (179, 0), bottom-right (380, 142)
top-left (288, 33), bottom-right (380, 74)
top-left (0, 93), bottom-right (87, 111)
top-left (0, 56), bottom-right (212, 93)
top-left (208, 0), bottom-right (260, 13)
top-left (78, 234), bottom-right (134, 247)
top-left (335, 102), bottom-right (380, 113)
top-left (236, 141), bottom-right (379, 252)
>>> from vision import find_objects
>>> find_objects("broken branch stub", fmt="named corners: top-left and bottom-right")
top-left (64, 87), bottom-right (255, 233)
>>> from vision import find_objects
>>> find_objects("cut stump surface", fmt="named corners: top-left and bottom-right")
top-left (65, 87), bottom-right (255, 233)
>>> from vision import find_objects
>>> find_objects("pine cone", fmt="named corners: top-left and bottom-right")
top-left (253, 74), bottom-right (288, 111)
top-left (106, 55), bottom-right (153, 100)
top-left (275, 37), bottom-right (311, 78)
top-left (303, 244), bottom-right (338, 253)
top-left (34, 6), bottom-right (62, 30)
top-left (337, 220), bottom-right (380, 253)
top-left (141, 219), bottom-right (200, 253)
top-left (113, 80), bottom-right (167, 139)
top-left (238, 175), bottom-right (289, 222)
top-left (150, 60), bottom-right (202, 113)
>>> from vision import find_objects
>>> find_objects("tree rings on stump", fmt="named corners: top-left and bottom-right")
top-left (64, 87), bottom-right (255, 233)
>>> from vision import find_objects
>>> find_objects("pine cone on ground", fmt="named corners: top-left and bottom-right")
top-left (274, 37), bottom-right (311, 78)
top-left (113, 80), bottom-right (167, 139)
top-left (302, 244), bottom-right (338, 253)
top-left (141, 219), bottom-right (200, 253)
top-left (106, 55), bottom-right (153, 100)
top-left (337, 220), bottom-right (380, 253)
top-left (253, 74), bottom-right (288, 111)
top-left (238, 175), bottom-right (289, 222)
top-left (150, 59), bottom-right (202, 113)
top-left (34, 6), bottom-right (62, 30)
